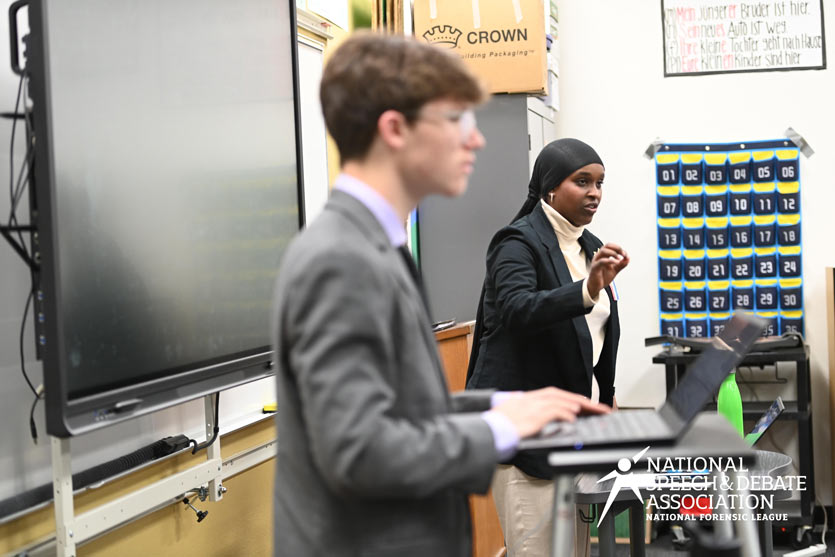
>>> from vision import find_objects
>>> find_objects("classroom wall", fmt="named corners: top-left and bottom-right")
top-left (555, 0), bottom-right (833, 503)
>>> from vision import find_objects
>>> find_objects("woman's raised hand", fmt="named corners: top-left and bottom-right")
top-left (586, 243), bottom-right (629, 299)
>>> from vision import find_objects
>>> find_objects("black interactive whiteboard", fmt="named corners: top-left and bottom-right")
top-left (26, 0), bottom-right (304, 436)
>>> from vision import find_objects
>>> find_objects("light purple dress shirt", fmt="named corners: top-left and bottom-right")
top-left (334, 174), bottom-right (406, 246)
top-left (333, 174), bottom-right (520, 460)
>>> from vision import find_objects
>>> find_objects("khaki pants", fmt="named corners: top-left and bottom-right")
top-left (491, 464), bottom-right (591, 557)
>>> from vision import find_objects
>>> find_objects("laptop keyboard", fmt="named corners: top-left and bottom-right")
top-left (571, 410), bottom-right (671, 441)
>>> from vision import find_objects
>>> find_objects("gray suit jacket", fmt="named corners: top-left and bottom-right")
top-left (272, 191), bottom-right (498, 557)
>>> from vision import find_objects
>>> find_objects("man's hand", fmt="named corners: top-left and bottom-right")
top-left (492, 387), bottom-right (611, 439)
top-left (587, 243), bottom-right (629, 300)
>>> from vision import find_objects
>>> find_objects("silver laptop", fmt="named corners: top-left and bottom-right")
top-left (519, 312), bottom-right (767, 452)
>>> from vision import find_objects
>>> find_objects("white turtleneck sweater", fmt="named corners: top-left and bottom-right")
top-left (540, 199), bottom-right (611, 403)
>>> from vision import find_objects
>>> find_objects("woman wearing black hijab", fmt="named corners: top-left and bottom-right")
top-left (466, 138), bottom-right (629, 556)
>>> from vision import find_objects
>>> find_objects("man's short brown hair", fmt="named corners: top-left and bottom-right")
top-left (320, 31), bottom-right (487, 162)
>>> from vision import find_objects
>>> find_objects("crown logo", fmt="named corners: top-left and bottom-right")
top-left (422, 25), bottom-right (463, 49)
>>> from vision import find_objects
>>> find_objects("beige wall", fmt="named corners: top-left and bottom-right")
top-left (0, 420), bottom-right (277, 555)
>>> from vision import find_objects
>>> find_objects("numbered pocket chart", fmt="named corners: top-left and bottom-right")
top-left (655, 140), bottom-right (803, 338)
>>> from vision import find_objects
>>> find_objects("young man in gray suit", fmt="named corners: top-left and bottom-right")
top-left (272, 32), bottom-right (610, 557)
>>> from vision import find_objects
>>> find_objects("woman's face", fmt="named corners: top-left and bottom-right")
top-left (545, 163), bottom-right (605, 226)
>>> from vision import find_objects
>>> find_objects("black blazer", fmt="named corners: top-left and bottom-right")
top-left (466, 204), bottom-right (620, 478)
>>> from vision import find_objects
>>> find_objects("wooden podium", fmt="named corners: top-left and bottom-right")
top-left (435, 322), bottom-right (506, 557)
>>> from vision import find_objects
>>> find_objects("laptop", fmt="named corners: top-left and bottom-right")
top-left (745, 396), bottom-right (785, 446)
top-left (519, 312), bottom-right (767, 451)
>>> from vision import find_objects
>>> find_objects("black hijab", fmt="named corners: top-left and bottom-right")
top-left (511, 138), bottom-right (605, 222)
top-left (466, 138), bottom-right (604, 384)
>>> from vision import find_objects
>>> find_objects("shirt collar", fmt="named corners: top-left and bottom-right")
top-left (334, 173), bottom-right (407, 247)
top-left (540, 199), bottom-right (584, 245)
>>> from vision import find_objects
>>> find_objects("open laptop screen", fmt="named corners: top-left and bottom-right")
top-left (664, 313), bottom-right (766, 422)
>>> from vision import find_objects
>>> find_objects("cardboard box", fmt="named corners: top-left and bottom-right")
top-left (414, 0), bottom-right (547, 95)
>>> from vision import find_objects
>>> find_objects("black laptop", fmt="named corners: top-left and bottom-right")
top-left (519, 312), bottom-right (767, 451)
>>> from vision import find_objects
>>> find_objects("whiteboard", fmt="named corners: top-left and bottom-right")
top-left (662, 0), bottom-right (826, 75)
top-left (298, 37), bottom-right (329, 224)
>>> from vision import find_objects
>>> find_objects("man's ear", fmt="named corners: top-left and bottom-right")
top-left (376, 109), bottom-right (409, 151)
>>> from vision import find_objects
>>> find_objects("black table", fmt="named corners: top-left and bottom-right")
top-left (653, 345), bottom-right (814, 524)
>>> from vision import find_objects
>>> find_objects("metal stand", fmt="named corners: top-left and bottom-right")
top-left (205, 392), bottom-right (224, 502)
top-left (546, 413), bottom-right (761, 557)
top-left (733, 470), bottom-right (762, 557)
top-left (51, 436), bottom-right (75, 557)
top-left (550, 474), bottom-right (575, 557)
top-left (50, 394), bottom-right (225, 557)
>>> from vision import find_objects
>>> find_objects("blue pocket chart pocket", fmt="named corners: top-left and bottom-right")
top-left (777, 182), bottom-right (800, 213)
top-left (755, 280), bottom-right (779, 311)
top-left (685, 314), bottom-right (709, 338)
top-left (708, 281), bottom-right (731, 312)
top-left (777, 215), bottom-right (801, 246)
top-left (658, 218), bottom-right (681, 249)
top-left (779, 279), bottom-right (803, 310)
top-left (753, 216), bottom-right (777, 247)
top-left (755, 249), bottom-right (778, 277)
top-left (778, 247), bottom-right (802, 277)
top-left (730, 216), bottom-right (753, 247)
top-left (656, 153), bottom-right (680, 185)
top-left (683, 250), bottom-right (706, 282)
top-left (731, 248), bottom-right (755, 280)
top-left (705, 185), bottom-right (728, 216)
top-left (659, 250), bottom-right (683, 281)
top-left (732, 281), bottom-right (755, 310)
top-left (759, 312), bottom-right (779, 337)
top-left (709, 312), bottom-right (731, 336)
top-left (681, 187), bottom-right (704, 217)
top-left (705, 218), bottom-right (729, 249)
top-left (729, 186), bottom-right (752, 215)
top-left (752, 183), bottom-right (776, 215)
top-left (704, 153), bottom-right (728, 185)
top-left (780, 311), bottom-right (803, 335)
top-left (684, 282), bottom-right (707, 312)
top-left (776, 149), bottom-right (799, 182)
top-left (706, 250), bottom-right (730, 280)
top-left (660, 314), bottom-right (685, 337)
top-left (681, 153), bottom-right (704, 185)
top-left (752, 150), bottom-right (775, 183)
top-left (659, 282), bottom-right (683, 313)
top-left (657, 188), bottom-right (681, 217)
top-left (729, 151), bottom-right (751, 184)
top-left (682, 219), bottom-right (704, 249)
